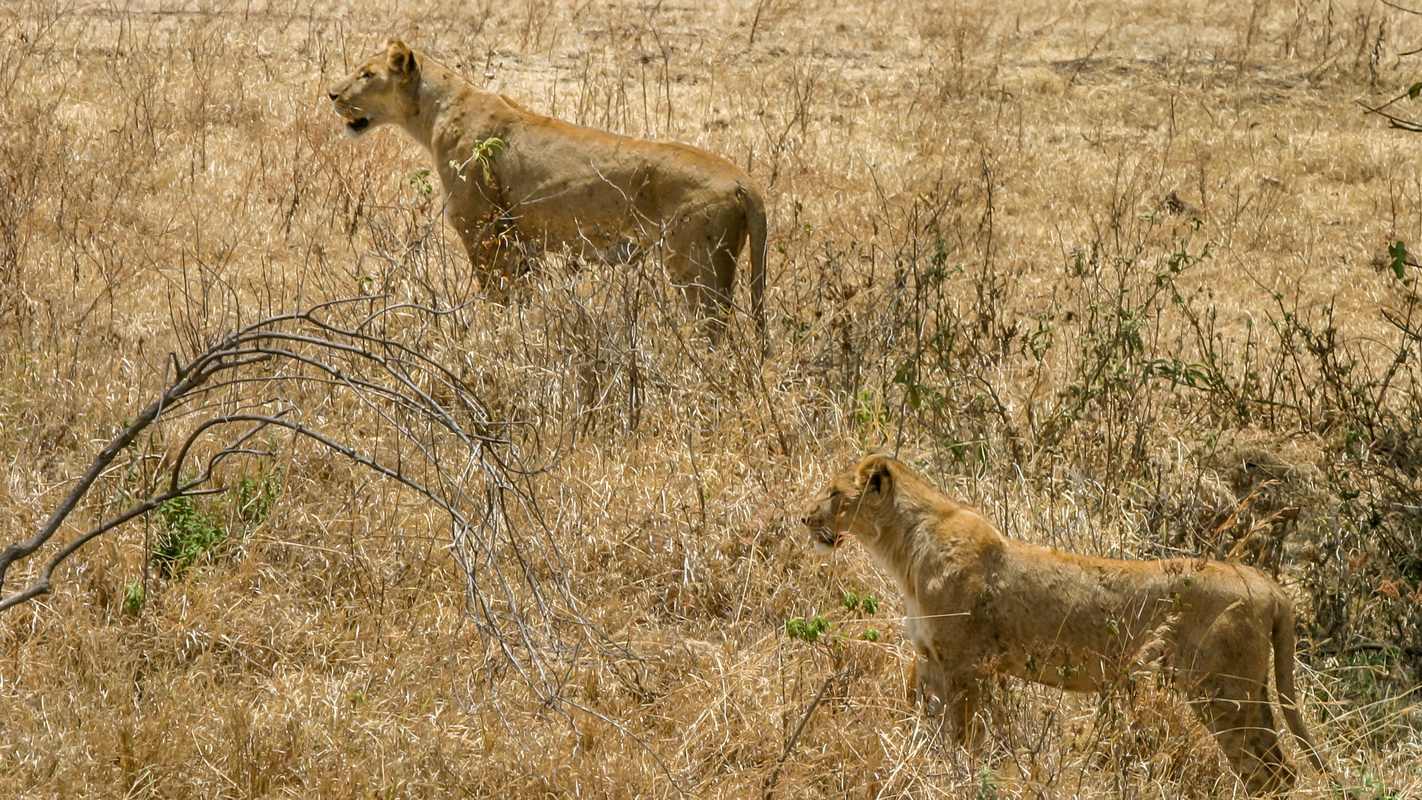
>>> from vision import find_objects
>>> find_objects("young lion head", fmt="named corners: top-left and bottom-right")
top-left (327, 40), bottom-right (421, 137)
top-left (801, 453), bottom-right (897, 553)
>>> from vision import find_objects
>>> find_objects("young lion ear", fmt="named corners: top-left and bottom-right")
top-left (856, 453), bottom-right (894, 497)
top-left (386, 40), bottom-right (417, 77)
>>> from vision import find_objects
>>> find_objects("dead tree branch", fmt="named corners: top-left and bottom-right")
top-left (0, 297), bottom-right (607, 708)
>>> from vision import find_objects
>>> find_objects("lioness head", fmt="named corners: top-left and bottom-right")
top-left (801, 453), bottom-right (896, 553)
top-left (327, 40), bottom-right (421, 137)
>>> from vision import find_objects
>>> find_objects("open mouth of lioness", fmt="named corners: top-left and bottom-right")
top-left (332, 104), bottom-right (371, 133)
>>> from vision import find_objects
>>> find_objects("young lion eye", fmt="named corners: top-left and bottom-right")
top-left (360, 70), bottom-right (374, 79)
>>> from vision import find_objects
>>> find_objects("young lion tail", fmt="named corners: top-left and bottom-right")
top-left (1272, 602), bottom-right (1327, 774)
top-left (736, 183), bottom-right (768, 341)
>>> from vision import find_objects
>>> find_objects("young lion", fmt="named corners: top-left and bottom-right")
top-left (802, 453), bottom-right (1326, 795)
top-left (327, 40), bottom-right (768, 337)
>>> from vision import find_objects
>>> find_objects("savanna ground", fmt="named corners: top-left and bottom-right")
top-left (2, 0), bottom-right (1421, 797)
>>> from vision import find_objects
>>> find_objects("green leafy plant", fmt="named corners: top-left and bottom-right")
top-left (449, 136), bottom-right (505, 183)
top-left (151, 495), bottom-right (227, 580)
top-left (150, 464), bottom-right (283, 581)
top-left (785, 592), bottom-right (884, 646)
top-left (976, 765), bottom-right (1001, 800)
top-left (122, 580), bottom-right (145, 615)
top-left (233, 464), bottom-right (283, 529)
top-left (785, 614), bottom-right (834, 642)
top-left (1386, 240), bottom-right (1409, 280)
top-left (839, 590), bottom-right (880, 615)
top-left (1336, 772), bottom-right (1403, 800)
top-left (853, 389), bottom-right (891, 434)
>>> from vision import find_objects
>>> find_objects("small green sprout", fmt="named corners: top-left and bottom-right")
top-left (841, 591), bottom-right (860, 612)
top-left (449, 136), bottom-right (506, 183)
top-left (409, 168), bottom-right (434, 198)
top-left (122, 580), bottom-right (145, 615)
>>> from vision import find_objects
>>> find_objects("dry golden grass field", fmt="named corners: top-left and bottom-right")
top-left (3, 0), bottom-right (1422, 796)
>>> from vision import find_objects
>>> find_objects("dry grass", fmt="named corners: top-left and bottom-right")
top-left (2, 0), bottom-right (1421, 796)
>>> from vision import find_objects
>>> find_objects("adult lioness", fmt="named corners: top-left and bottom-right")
top-left (327, 40), bottom-right (768, 337)
top-left (802, 453), bottom-right (1326, 796)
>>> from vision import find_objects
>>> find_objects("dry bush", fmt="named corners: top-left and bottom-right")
top-left (2, 0), bottom-right (1421, 797)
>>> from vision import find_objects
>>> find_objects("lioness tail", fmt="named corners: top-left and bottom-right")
top-left (1272, 603), bottom-right (1327, 774)
top-left (737, 183), bottom-right (768, 340)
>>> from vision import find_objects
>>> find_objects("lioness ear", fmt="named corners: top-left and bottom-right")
top-left (386, 40), bottom-right (418, 77)
top-left (856, 454), bottom-right (894, 497)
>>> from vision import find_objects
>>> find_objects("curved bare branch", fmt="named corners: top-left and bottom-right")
top-left (0, 298), bottom-right (610, 712)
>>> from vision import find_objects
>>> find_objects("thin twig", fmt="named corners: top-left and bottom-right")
top-left (762, 668), bottom-right (844, 799)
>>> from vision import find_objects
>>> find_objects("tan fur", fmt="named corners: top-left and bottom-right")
top-left (802, 453), bottom-right (1326, 796)
top-left (327, 40), bottom-right (768, 337)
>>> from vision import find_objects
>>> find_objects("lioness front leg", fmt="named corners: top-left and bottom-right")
top-left (447, 201), bottom-right (523, 297)
top-left (908, 653), bottom-right (944, 713)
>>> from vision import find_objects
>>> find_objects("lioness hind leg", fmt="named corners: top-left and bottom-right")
top-left (664, 250), bottom-right (733, 339)
top-left (664, 212), bottom-right (745, 339)
top-left (1189, 681), bottom-right (1295, 796)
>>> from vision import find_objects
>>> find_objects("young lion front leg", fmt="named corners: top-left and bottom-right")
top-left (945, 677), bottom-right (988, 752)
top-left (911, 657), bottom-right (987, 751)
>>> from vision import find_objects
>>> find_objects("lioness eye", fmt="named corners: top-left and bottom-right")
top-left (360, 70), bottom-right (373, 79)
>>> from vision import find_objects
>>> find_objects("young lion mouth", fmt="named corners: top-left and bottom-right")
top-left (810, 527), bottom-right (844, 552)
top-left (346, 117), bottom-right (371, 133)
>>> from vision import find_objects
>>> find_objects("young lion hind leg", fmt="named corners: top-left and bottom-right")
top-left (1186, 672), bottom-right (1296, 796)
